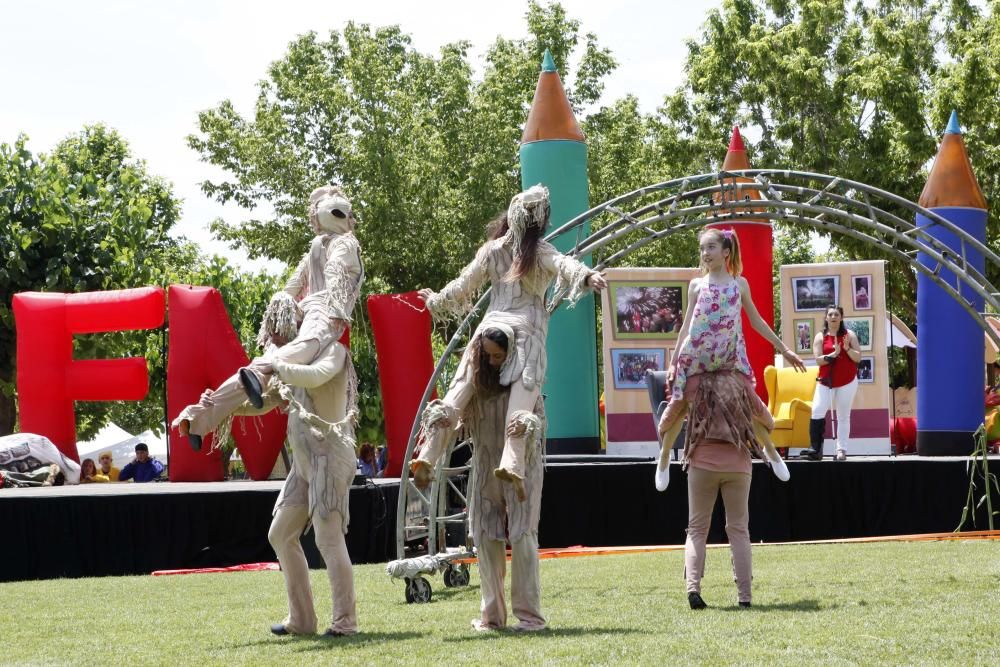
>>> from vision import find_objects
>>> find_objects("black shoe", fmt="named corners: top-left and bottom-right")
top-left (270, 624), bottom-right (289, 636)
top-left (322, 629), bottom-right (348, 637)
top-left (688, 592), bottom-right (707, 609)
top-left (239, 368), bottom-right (264, 409)
top-left (188, 433), bottom-right (203, 451)
top-left (799, 449), bottom-right (822, 461)
top-left (739, 601), bottom-right (752, 608)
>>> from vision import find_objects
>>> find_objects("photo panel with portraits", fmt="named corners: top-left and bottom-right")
top-left (611, 281), bottom-right (687, 340)
top-left (844, 316), bottom-right (874, 351)
top-left (792, 275), bottom-right (840, 312)
top-left (793, 317), bottom-right (815, 355)
top-left (857, 355), bottom-right (875, 383)
top-left (852, 274), bottom-right (872, 311)
top-left (611, 348), bottom-right (667, 390)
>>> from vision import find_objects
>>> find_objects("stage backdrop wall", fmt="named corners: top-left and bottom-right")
top-left (601, 267), bottom-right (700, 456)
top-left (779, 261), bottom-right (891, 454)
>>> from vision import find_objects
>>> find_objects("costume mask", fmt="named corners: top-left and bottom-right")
top-left (308, 185), bottom-right (354, 234)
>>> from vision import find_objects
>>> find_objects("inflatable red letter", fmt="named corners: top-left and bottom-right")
top-left (367, 292), bottom-right (435, 477)
top-left (13, 288), bottom-right (166, 461)
top-left (166, 286), bottom-right (288, 481)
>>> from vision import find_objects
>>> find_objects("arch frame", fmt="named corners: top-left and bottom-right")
top-left (395, 169), bottom-right (998, 558)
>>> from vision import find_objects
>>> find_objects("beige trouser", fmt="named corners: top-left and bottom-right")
top-left (267, 505), bottom-right (357, 635)
top-left (475, 530), bottom-right (545, 630)
top-left (417, 372), bottom-right (539, 481)
top-left (684, 466), bottom-right (752, 603)
top-left (176, 339), bottom-right (321, 437)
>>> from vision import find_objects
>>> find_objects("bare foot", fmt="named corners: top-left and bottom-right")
top-left (410, 461), bottom-right (433, 490)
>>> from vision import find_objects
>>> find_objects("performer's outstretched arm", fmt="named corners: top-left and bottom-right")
top-left (423, 243), bottom-right (491, 320)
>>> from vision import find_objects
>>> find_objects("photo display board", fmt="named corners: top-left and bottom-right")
top-left (601, 267), bottom-right (700, 455)
top-left (779, 260), bottom-right (891, 454)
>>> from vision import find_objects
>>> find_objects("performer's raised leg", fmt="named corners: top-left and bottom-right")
top-left (495, 382), bottom-right (541, 502)
top-left (410, 370), bottom-right (476, 489)
top-left (655, 400), bottom-right (688, 491)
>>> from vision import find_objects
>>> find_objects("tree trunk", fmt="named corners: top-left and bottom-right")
top-left (0, 392), bottom-right (15, 436)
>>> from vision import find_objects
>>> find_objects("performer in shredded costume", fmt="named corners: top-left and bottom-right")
top-left (172, 185), bottom-right (363, 450)
top-left (410, 186), bottom-right (606, 631)
top-left (656, 227), bottom-right (805, 609)
top-left (228, 291), bottom-right (361, 637)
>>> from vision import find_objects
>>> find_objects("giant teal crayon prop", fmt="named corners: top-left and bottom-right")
top-left (916, 111), bottom-right (988, 455)
top-left (519, 50), bottom-right (599, 453)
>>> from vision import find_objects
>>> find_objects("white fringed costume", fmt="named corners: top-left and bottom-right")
top-left (413, 186), bottom-right (595, 631)
top-left (170, 186), bottom-right (364, 636)
top-left (172, 186), bottom-right (364, 443)
top-left (238, 338), bottom-right (360, 636)
top-left (466, 391), bottom-right (547, 631)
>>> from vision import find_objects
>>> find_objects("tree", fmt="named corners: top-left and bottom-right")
top-left (0, 126), bottom-right (180, 437)
top-left (0, 126), bottom-right (279, 439)
top-left (654, 0), bottom-right (993, 322)
top-left (189, 3), bottom-right (618, 293)
top-left (187, 2), bottom-right (622, 440)
top-left (932, 0), bottom-right (1000, 286)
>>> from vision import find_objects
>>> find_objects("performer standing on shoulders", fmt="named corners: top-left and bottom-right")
top-left (655, 227), bottom-right (805, 609)
top-left (172, 185), bottom-right (363, 450)
top-left (410, 186), bottom-right (605, 631)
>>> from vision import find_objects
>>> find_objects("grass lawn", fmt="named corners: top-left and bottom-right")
top-left (4, 540), bottom-right (998, 665)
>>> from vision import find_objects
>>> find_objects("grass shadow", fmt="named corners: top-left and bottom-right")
top-left (233, 630), bottom-right (423, 650)
top-left (718, 599), bottom-right (831, 612)
top-left (443, 626), bottom-right (651, 643)
top-left (293, 631), bottom-right (424, 651)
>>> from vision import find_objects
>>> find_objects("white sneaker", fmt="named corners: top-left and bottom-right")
top-left (654, 462), bottom-right (670, 491)
top-left (765, 449), bottom-right (790, 482)
top-left (835, 449), bottom-right (847, 461)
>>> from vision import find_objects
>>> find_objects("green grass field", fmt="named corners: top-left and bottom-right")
top-left (4, 541), bottom-right (998, 665)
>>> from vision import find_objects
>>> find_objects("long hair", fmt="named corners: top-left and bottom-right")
top-left (506, 224), bottom-right (544, 281)
top-left (81, 458), bottom-right (96, 478)
top-left (358, 442), bottom-right (375, 464)
top-left (698, 227), bottom-right (743, 276)
top-left (470, 327), bottom-right (509, 396)
top-left (487, 212), bottom-right (508, 240)
top-left (822, 305), bottom-right (848, 336)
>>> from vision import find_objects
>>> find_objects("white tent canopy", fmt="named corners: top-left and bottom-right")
top-left (886, 315), bottom-right (916, 349)
top-left (76, 423), bottom-right (168, 469)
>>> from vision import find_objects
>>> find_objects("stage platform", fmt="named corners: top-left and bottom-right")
top-left (0, 478), bottom-right (398, 583)
top-left (1, 455), bottom-right (995, 582)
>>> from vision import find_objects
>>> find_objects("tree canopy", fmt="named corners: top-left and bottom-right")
top-left (0, 126), bottom-right (280, 438)
top-left (7, 0), bottom-right (1000, 441)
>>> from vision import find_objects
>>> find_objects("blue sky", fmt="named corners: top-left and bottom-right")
top-left (2, 0), bottom-right (724, 273)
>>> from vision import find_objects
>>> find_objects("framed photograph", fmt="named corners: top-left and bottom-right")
top-left (792, 275), bottom-right (839, 312)
top-left (844, 316), bottom-right (874, 351)
top-left (857, 356), bottom-right (875, 384)
top-left (793, 318), bottom-right (814, 355)
top-left (852, 274), bottom-right (873, 311)
top-left (611, 281), bottom-right (687, 340)
top-left (611, 348), bottom-right (666, 390)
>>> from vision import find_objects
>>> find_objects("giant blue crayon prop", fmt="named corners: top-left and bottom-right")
top-left (519, 50), bottom-right (599, 453)
top-left (916, 111), bottom-right (988, 455)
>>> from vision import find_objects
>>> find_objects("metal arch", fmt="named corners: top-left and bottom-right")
top-left (395, 169), bottom-right (1000, 558)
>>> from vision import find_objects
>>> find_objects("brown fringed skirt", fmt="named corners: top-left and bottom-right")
top-left (659, 370), bottom-right (774, 462)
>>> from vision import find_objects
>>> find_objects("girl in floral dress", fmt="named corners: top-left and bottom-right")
top-left (656, 227), bottom-right (805, 609)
